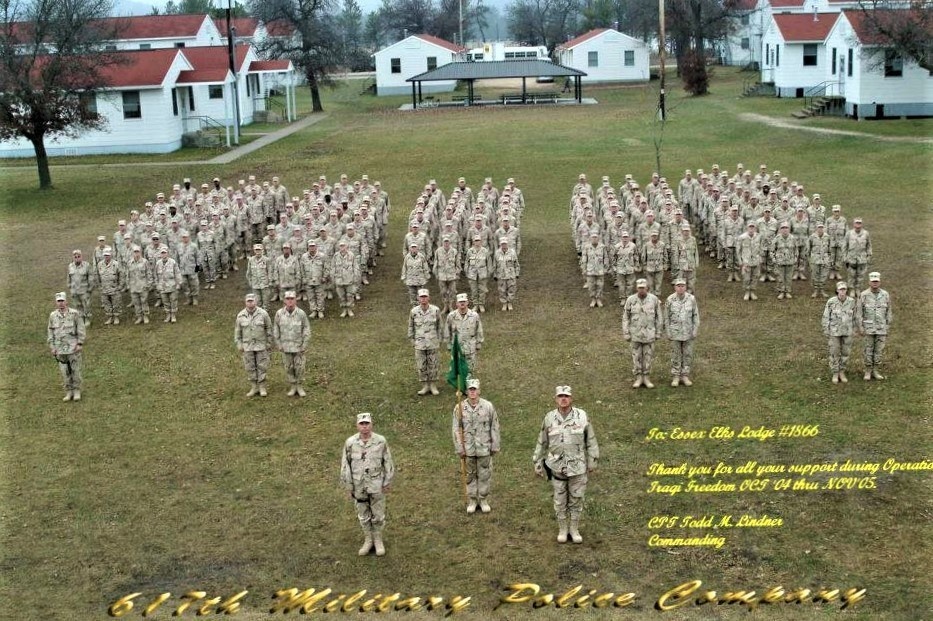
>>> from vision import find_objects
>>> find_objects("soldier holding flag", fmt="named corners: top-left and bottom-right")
top-left (451, 378), bottom-right (500, 514)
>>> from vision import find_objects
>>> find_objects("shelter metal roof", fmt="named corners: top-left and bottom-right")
top-left (407, 59), bottom-right (585, 82)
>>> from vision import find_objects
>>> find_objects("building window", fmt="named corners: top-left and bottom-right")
top-left (209, 85), bottom-right (224, 99)
top-left (104, 44), bottom-right (117, 51)
top-left (803, 43), bottom-right (817, 66)
top-left (847, 48), bottom-right (853, 76)
top-left (427, 56), bottom-right (437, 70)
top-left (776, 44), bottom-right (780, 67)
top-left (391, 58), bottom-right (401, 73)
top-left (504, 51), bottom-right (515, 59)
top-left (884, 50), bottom-right (903, 77)
top-left (122, 91), bottom-right (141, 119)
top-left (139, 43), bottom-right (151, 50)
top-left (765, 43), bottom-right (770, 65)
top-left (588, 51), bottom-right (598, 67)
top-left (741, 14), bottom-right (749, 25)
top-left (188, 86), bottom-right (195, 111)
top-left (172, 88), bottom-right (178, 116)
top-left (175, 42), bottom-right (186, 48)
top-left (741, 37), bottom-right (750, 50)
top-left (832, 48), bottom-right (837, 74)
top-left (78, 92), bottom-right (97, 116)
top-left (624, 50), bottom-right (635, 66)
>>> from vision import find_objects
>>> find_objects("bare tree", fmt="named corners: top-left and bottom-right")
top-left (249, 0), bottom-right (340, 112)
top-left (0, 0), bottom-right (124, 189)
top-left (667, 0), bottom-right (739, 94)
top-left (855, 0), bottom-right (932, 72)
top-left (506, 0), bottom-right (580, 50)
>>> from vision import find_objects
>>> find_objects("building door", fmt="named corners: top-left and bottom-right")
top-left (838, 57), bottom-right (846, 97)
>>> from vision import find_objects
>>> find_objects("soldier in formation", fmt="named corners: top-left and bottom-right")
top-left (273, 291), bottom-right (311, 397)
top-left (452, 378), bottom-right (500, 514)
top-left (444, 293), bottom-right (484, 374)
top-left (341, 413), bottom-right (394, 557)
top-left (622, 279), bottom-right (664, 389)
top-left (857, 272), bottom-right (891, 381)
top-left (665, 279), bottom-right (699, 386)
top-left (408, 288), bottom-right (443, 396)
top-left (47, 292), bottom-right (86, 402)
top-left (822, 282), bottom-right (857, 384)
top-left (234, 293), bottom-right (273, 397)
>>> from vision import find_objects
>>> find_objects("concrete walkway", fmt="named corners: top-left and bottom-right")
top-left (207, 113), bottom-right (328, 164)
top-left (0, 114), bottom-right (328, 171)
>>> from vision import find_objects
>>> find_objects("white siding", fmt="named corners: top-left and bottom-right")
top-left (558, 30), bottom-right (649, 83)
top-left (761, 25), bottom-right (829, 95)
top-left (106, 16), bottom-right (222, 50)
top-left (373, 37), bottom-right (457, 96)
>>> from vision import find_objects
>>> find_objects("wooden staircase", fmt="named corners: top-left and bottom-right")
top-left (792, 96), bottom-right (845, 118)
top-left (743, 81), bottom-right (775, 97)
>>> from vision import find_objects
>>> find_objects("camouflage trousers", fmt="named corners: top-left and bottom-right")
top-left (827, 335), bottom-right (852, 373)
top-left (725, 247), bottom-right (739, 277)
top-left (222, 244), bottom-right (236, 272)
top-left (199, 250), bottom-right (216, 284)
top-left (630, 341), bottom-right (655, 376)
top-left (159, 290), bottom-right (179, 314)
top-left (760, 250), bottom-right (775, 279)
top-left (353, 491), bottom-right (386, 533)
top-left (775, 265), bottom-right (794, 294)
top-left (282, 351), bottom-right (306, 386)
top-left (414, 348), bottom-right (439, 382)
top-left (182, 274), bottom-right (199, 300)
top-left (670, 339), bottom-right (695, 377)
top-left (467, 277), bottom-right (488, 307)
top-left (796, 247), bottom-right (808, 274)
top-left (100, 291), bottom-right (123, 318)
top-left (406, 284), bottom-right (424, 307)
top-left (252, 286), bottom-right (271, 310)
top-left (55, 353), bottom-right (82, 390)
top-left (71, 292), bottom-right (93, 322)
top-left (336, 284), bottom-right (356, 309)
top-left (438, 279), bottom-right (458, 310)
top-left (464, 455), bottom-right (492, 501)
top-left (645, 270), bottom-right (664, 296)
top-left (130, 291), bottom-right (149, 318)
top-left (497, 278), bottom-right (517, 304)
top-left (829, 246), bottom-right (844, 274)
top-left (863, 334), bottom-right (887, 369)
top-left (742, 265), bottom-right (760, 292)
top-left (585, 275), bottom-right (604, 300)
top-left (242, 349), bottom-right (270, 383)
top-left (616, 273), bottom-right (637, 301)
top-left (810, 263), bottom-right (829, 292)
top-left (551, 472), bottom-right (587, 520)
top-left (848, 263), bottom-right (868, 293)
top-left (305, 284), bottom-right (326, 314)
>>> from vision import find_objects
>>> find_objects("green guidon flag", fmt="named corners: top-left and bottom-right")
top-left (446, 333), bottom-right (470, 393)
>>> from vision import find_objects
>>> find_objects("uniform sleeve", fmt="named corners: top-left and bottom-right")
top-left (272, 311), bottom-right (282, 346)
top-left (47, 314), bottom-right (54, 348)
top-left (692, 298), bottom-right (700, 338)
top-left (452, 404), bottom-right (464, 452)
top-left (585, 422), bottom-right (599, 471)
top-left (532, 418), bottom-right (548, 467)
top-left (381, 441), bottom-right (395, 489)
top-left (476, 316), bottom-right (484, 348)
top-left (886, 292), bottom-right (893, 327)
top-left (340, 440), bottom-right (353, 490)
top-left (75, 313), bottom-right (86, 345)
top-left (301, 312), bottom-right (311, 350)
top-left (621, 301), bottom-right (631, 338)
top-left (490, 403), bottom-right (501, 453)
top-left (822, 300), bottom-right (832, 335)
top-left (407, 309), bottom-right (415, 341)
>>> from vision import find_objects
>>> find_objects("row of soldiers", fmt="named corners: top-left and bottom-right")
top-left (569, 164), bottom-right (874, 303)
top-left (64, 173), bottom-right (393, 324)
top-left (400, 176), bottom-right (524, 313)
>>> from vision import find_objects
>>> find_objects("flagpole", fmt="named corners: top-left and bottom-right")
top-left (456, 390), bottom-right (469, 505)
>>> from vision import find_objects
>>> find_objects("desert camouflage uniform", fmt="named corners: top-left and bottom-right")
top-left (401, 250), bottom-right (431, 307)
top-left (444, 308), bottom-right (484, 373)
top-left (844, 228), bottom-right (872, 293)
top-left (772, 232), bottom-right (798, 296)
top-left (274, 304), bottom-right (311, 390)
top-left (642, 239), bottom-right (667, 296)
top-left (154, 256), bottom-right (182, 319)
top-left (808, 231), bottom-right (832, 295)
top-left (96, 258), bottom-right (123, 322)
top-left (234, 304), bottom-right (273, 385)
top-left (433, 244), bottom-right (461, 311)
top-left (856, 286), bottom-right (892, 374)
top-left (67, 260), bottom-right (95, 324)
top-left (666, 290), bottom-right (699, 378)
top-left (613, 239), bottom-right (640, 300)
top-left (176, 239), bottom-right (200, 304)
top-left (341, 431), bottom-right (395, 537)
top-left (47, 305), bottom-right (85, 394)
top-left (465, 246), bottom-right (490, 309)
top-left (532, 408), bottom-right (599, 521)
top-left (493, 246), bottom-right (520, 306)
top-left (299, 249), bottom-right (329, 316)
top-left (580, 239), bottom-right (609, 304)
top-left (453, 397), bottom-right (500, 504)
top-left (622, 291), bottom-right (663, 380)
top-left (247, 254), bottom-right (273, 309)
top-left (408, 303), bottom-right (442, 382)
top-left (822, 294), bottom-right (857, 375)
top-left (126, 255), bottom-right (152, 321)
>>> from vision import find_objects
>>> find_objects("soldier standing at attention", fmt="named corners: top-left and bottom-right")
top-left (273, 291), bottom-right (311, 397)
top-left (844, 217), bottom-right (872, 294)
top-left (154, 247), bottom-right (182, 323)
top-left (613, 231), bottom-right (640, 302)
top-left (247, 243), bottom-right (272, 310)
top-left (126, 246), bottom-right (152, 324)
top-left (666, 279), bottom-right (699, 387)
top-left (772, 222), bottom-right (798, 300)
top-left (465, 235), bottom-right (490, 313)
top-left (736, 222), bottom-right (762, 301)
top-left (822, 282), bottom-right (857, 384)
top-left (48, 292), bottom-right (86, 402)
top-left (444, 293), bottom-right (484, 374)
top-left (341, 413), bottom-right (395, 557)
top-left (622, 279), bottom-right (664, 389)
top-left (96, 248), bottom-right (123, 325)
top-left (857, 272), bottom-right (892, 381)
top-left (68, 250), bottom-right (94, 327)
top-left (235, 293), bottom-right (273, 397)
top-left (493, 237), bottom-right (520, 311)
top-left (808, 222), bottom-right (832, 298)
top-left (408, 288), bottom-right (443, 396)
top-left (533, 386), bottom-right (599, 544)
top-left (401, 242), bottom-right (431, 307)
top-left (453, 378), bottom-right (500, 514)
top-left (581, 231), bottom-right (609, 308)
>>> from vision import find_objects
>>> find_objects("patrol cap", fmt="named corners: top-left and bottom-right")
top-left (458, 177), bottom-right (466, 183)
top-left (307, 240), bottom-right (317, 247)
top-left (409, 242), bottom-right (419, 248)
top-left (507, 177), bottom-right (515, 183)
top-left (621, 230), bottom-right (631, 237)
top-left (813, 193), bottom-right (821, 199)
top-left (132, 245), bottom-right (141, 252)
top-left (500, 237), bottom-right (510, 244)
top-left (417, 288), bottom-right (430, 297)
top-left (103, 247), bottom-right (112, 255)
top-left (357, 413), bottom-right (372, 424)
top-left (181, 230), bottom-right (190, 237)
top-left (245, 293), bottom-right (257, 301)
top-left (673, 278), bottom-right (686, 286)
top-left (266, 224), bottom-right (275, 230)
top-left (200, 219), bottom-right (209, 226)
top-left (467, 378), bottom-right (480, 390)
top-left (346, 223), bottom-right (356, 230)
top-left (55, 292), bottom-right (67, 301)
top-left (284, 290), bottom-right (297, 298)
top-left (123, 233), bottom-right (133, 239)
top-left (456, 293), bottom-right (469, 302)
top-left (636, 278), bottom-right (648, 288)
top-left (832, 205), bottom-right (841, 212)
top-left (156, 192), bottom-right (165, 198)
top-left (73, 249), bottom-right (82, 256)
top-left (650, 230), bottom-right (659, 237)
top-left (780, 222), bottom-right (789, 229)
top-left (472, 235), bottom-right (482, 241)
top-left (589, 232), bottom-right (599, 238)
top-left (253, 243), bottom-right (263, 250)
top-left (159, 247), bottom-right (168, 254)
top-left (183, 177), bottom-right (191, 183)
top-left (339, 239), bottom-right (348, 246)
top-left (555, 385), bottom-right (572, 397)
top-left (836, 281), bottom-right (848, 291)
top-left (853, 217), bottom-right (863, 223)
top-left (282, 242), bottom-right (291, 249)
top-left (764, 206), bottom-right (772, 212)
top-left (151, 233), bottom-right (161, 239)
top-left (869, 272), bottom-right (881, 281)
top-left (816, 222), bottom-right (825, 228)
top-left (97, 235), bottom-right (106, 241)
top-left (442, 235), bottom-right (451, 242)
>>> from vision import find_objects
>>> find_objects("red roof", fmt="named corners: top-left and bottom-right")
top-left (556, 28), bottom-right (610, 51)
top-left (842, 8), bottom-right (931, 45)
top-left (770, 0), bottom-right (805, 7)
top-left (177, 43), bottom-right (251, 73)
top-left (214, 17), bottom-right (259, 38)
top-left (413, 33), bottom-right (465, 53)
top-left (96, 14), bottom-right (209, 40)
top-left (97, 48), bottom-right (186, 87)
top-left (773, 13), bottom-right (839, 41)
top-left (248, 60), bottom-right (292, 71)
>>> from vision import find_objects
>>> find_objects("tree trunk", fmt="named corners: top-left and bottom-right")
top-left (307, 68), bottom-right (324, 113)
top-left (30, 134), bottom-right (53, 190)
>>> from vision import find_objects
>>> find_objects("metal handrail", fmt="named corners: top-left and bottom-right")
top-left (802, 80), bottom-right (841, 112)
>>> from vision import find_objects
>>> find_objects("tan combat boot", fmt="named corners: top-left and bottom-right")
top-left (246, 383), bottom-right (259, 397)
top-left (632, 376), bottom-right (643, 389)
top-left (417, 383), bottom-right (430, 396)
top-left (372, 531), bottom-right (386, 556)
top-left (71, 389), bottom-right (81, 401)
top-left (838, 371), bottom-right (848, 383)
top-left (557, 519), bottom-right (569, 543)
top-left (429, 383), bottom-right (440, 395)
top-left (258, 382), bottom-right (268, 397)
top-left (872, 369), bottom-right (885, 380)
top-left (832, 373), bottom-right (839, 384)
top-left (296, 386), bottom-right (307, 397)
top-left (358, 532), bottom-right (373, 556)
top-left (63, 391), bottom-right (73, 402)
top-left (671, 376), bottom-right (680, 387)
top-left (681, 376), bottom-right (693, 387)
top-left (287, 386), bottom-right (297, 397)
top-left (569, 519), bottom-right (583, 544)
top-left (479, 500), bottom-right (491, 513)
top-left (143, 314), bottom-right (150, 324)
top-left (134, 316), bottom-right (143, 325)
top-left (642, 376), bottom-right (655, 389)
top-left (170, 313), bottom-right (177, 323)
top-left (466, 500), bottom-right (477, 514)
top-left (112, 317), bottom-right (119, 325)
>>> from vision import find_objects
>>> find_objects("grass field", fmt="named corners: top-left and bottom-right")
top-left (1, 67), bottom-right (931, 621)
